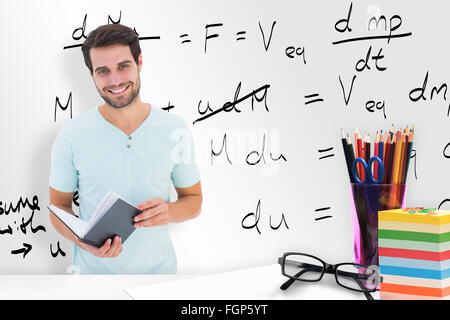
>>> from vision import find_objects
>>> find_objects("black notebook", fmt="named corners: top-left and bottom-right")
top-left (48, 191), bottom-right (143, 248)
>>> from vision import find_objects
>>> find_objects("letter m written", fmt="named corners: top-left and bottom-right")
top-left (54, 92), bottom-right (73, 122)
top-left (431, 84), bottom-right (447, 101)
top-left (368, 16), bottom-right (387, 31)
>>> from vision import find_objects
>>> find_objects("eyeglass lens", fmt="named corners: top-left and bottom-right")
top-left (283, 254), bottom-right (324, 281)
top-left (335, 264), bottom-right (378, 291)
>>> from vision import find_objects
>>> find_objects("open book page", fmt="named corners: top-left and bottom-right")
top-left (85, 191), bottom-right (124, 234)
top-left (48, 205), bottom-right (89, 238)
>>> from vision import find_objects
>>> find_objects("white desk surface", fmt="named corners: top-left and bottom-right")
top-left (0, 264), bottom-right (379, 300)
top-left (0, 274), bottom-right (189, 300)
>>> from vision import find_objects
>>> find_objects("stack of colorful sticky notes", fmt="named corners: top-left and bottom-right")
top-left (378, 207), bottom-right (450, 300)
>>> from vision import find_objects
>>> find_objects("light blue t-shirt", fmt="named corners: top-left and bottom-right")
top-left (49, 105), bottom-right (200, 274)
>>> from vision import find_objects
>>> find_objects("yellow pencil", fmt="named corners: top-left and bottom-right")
top-left (391, 131), bottom-right (402, 184)
top-left (397, 132), bottom-right (406, 184)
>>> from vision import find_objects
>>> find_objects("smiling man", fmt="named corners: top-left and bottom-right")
top-left (48, 24), bottom-right (202, 274)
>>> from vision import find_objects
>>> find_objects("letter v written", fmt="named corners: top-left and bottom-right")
top-left (339, 74), bottom-right (356, 106)
top-left (258, 21), bottom-right (276, 51)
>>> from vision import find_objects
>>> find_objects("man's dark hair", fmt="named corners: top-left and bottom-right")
top-left (82, 24), bottom-right (141, 73)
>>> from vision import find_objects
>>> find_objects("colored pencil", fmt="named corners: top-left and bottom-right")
top-left (364, 133), bottom-right (371, 163)
top-left (382, 131), bottom-right (388, 163)
top-left (356, 129), bottom-right (364, 181)
top-left (341, 129), bottom-right (353, 183)
top-left (404, 127), bottom-right (414, 183)
top-left (397, 130), bottom-right (406, 185)
top-left (374, 131), bottom-right (379, 179)
top-left (387, 134), bottom-right (397, 184)
top-left (354, 127), bottom-right (359, 177)
top-left (387, 132), bottom-right (400, 208)
top-left (346, 134), bottom-right (356, 183)
top-left (389, 124), bottom-right (395, 140)
top-left (341, 125), bottom-right (415, 186)
top-left (378, 132), bottom-right (384, 162)
top-left (399, 128), bottom-right (409, 184)
top-left (389, 134), bottom-right (396, 184)
top-left (392, 131), bottom-right (402, 184)
top-left (382, 134), bottom-right (392, 184)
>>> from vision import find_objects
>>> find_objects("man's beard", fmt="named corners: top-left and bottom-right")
top-left (98, 75), bottom-right (141, 109)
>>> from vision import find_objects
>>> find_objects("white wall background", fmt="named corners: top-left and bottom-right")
top-left (0, 0), bottom-right (448, 274)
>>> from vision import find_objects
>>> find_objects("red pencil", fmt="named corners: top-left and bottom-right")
top-left (356, 131), bottom-right (364, 181)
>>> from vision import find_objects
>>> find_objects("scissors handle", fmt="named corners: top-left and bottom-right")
top-left (352, 158), bottom-right (367, 184)
top-left (368, 156), bottom-right (385, 184)
top-left (352, 156), bottom-right (385, 184)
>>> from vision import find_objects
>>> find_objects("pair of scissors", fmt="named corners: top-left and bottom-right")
top-left (351, 156), bottom-right (385, 184)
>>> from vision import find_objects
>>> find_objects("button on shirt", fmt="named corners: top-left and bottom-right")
top-left (49, 105), bottom-right (200, 274)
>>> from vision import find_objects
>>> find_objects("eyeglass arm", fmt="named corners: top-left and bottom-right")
top-left (280, 268), bottom-right (309, 290)
top-left (353, 276), bottom-right (374, 300)
top-left (278, 257), bottom-right (381, 296)
top-left (281, 258), bottom-right (375, 281)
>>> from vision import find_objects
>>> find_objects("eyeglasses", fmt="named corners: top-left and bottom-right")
top-left (278, 252), bottom-right (382, 300)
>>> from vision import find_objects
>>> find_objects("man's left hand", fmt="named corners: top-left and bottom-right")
top-left (134, 197), bottom-right (169, 228)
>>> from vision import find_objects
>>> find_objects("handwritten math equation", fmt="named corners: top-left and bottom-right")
top-left (0, 196), bottom-right (66, 259)
top-left (49, 3), bottom-right (450, 242)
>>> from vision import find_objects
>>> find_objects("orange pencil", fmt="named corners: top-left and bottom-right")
top-left (391, 131), bottom-right (402, 184)
top-left (397, 131), bottom-right (406, 184)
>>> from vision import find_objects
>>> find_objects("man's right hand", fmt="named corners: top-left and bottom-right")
top-left (78, 235), bottom-right (123, 258)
